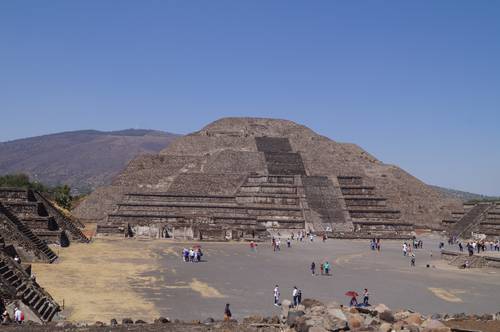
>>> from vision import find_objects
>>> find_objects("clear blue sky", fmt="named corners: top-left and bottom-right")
top-left (1, 1), bottom-right (499, 195)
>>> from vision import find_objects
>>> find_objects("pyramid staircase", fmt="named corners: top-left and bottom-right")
top-left (0, 248), bottom-right (60, 322)
top-left (448, 204), bottom-right (495, 239)
top-left (338, 176), bottom-right (413, 238)
top-left (0, 202), bottom-right (57, 263)
top-left (33, 191), bottom-right (89, 243)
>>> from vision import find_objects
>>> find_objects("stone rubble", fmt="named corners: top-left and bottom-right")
top-left (0, 299), bottom-right (499, 331)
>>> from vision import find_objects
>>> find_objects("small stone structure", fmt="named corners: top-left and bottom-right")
top-left (0, 188), bottom-right (89, 246)
top-left (87, 118), bottom-right (461, 240)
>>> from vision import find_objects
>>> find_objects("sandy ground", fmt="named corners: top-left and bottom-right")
top-left (32, 235), bottom-right (500, 323)
top-left (32, 239), bottom-right (160, 323)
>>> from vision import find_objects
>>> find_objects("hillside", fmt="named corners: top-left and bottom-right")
top-left (429, 185), bottom-right (498, 202)
top-left (0, 129), bottom-right (179, 194)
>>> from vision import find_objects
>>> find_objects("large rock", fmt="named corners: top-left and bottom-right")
top-left (328, 308), bottom-right (347, 321)
top-left (379, 310), bottom-right (395, 323)
top-left (154, 317), bottom-right (170, 324)
top-left (287, 310), bottom-right (306, 326)
top-left (302, 298), bottom-right (325, 309)
top-left (122, 318), bottom-right (133, 325)
top-left (374, 304), bottom-right (391, 314)
top-left (243, 315), bottom-right (264, 324)
top-left (347, 313), bottom-right (364, 329)
top-left (405, 313), bottom-right (423, 326)
top-left (379, 322), bottom-right (393, 332)
top-left (309, 327), bottom-right (328, 332)
top-left (421, 319), bottom-right (451, 332)
top-left (323, 316), bottom-right (348, 331)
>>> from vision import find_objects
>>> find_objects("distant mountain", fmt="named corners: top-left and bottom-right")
top-left (429, 185), bottom-right (498, 202)
top-left (0, 129), bottom-right (180, 194)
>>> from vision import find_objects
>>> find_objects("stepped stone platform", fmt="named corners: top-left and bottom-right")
top-left (441, 201), bottom-right (500, 239)
top-left (75, 118), bottom-right (462, 240)
top-left (0, 202), bottom-right (57, 263)
top-left (0, 188), bottom-right (89, 247)
top-left (0, 235), bottom-right (60, 323)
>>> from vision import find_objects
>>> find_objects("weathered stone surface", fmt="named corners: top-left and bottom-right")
top-left (243, 315), bottom-right (264, 324)
top-left (309, 326), bottom-right (328, 332)
top-left (379, 310), bottom-right (395, 323)
top-left (328, 308), bottom-right (347, 322)
top-left (374, 304), bottom-right (391, 314)
top-left (154, 317), bottom-right (170, 324)
top-left (405, 313), bottom-right (423, 326)
top-left (202, 317), bottom-right (215, 324)
top-left (421, 319), bottom-right (451, 332)
top-left (323, 316), bottom-right (348, 331)
top-left (379, 322), bottom-right (393, 332)
top-left (347, 313), bottom-right (364, 329)
top-left (122, 318), bottom-right (133, 325)
top-left (286, 310), bottom-right (305, 326)
top-left (302, 298), bottom-right (325, 309)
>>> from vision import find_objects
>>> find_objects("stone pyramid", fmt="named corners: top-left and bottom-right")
top-left (75, 117), bottom-right (461, 239)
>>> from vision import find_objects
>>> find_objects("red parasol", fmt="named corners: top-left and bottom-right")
top-left (345, 291), bottom-right (358, 297)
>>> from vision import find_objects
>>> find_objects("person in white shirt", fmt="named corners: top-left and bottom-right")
top-left (273, 285), bottom-right (280, 306)
top-left (292, 286), bottom-right (299, 307)
top-left (14, 307), bottom-right (22, 324)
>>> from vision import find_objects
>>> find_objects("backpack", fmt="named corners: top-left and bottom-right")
top-left (20, 311), bottom-right (24, 321)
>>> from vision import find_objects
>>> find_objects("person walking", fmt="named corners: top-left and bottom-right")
top-left (292, 286), bottom-right (299, 307)
top-left (273, 285), bottom-right (280, 306)
top-left (287, 238), bottom-right (291, 248)
top-left (310, 262), bottom-right (316, 276)
top-left (324, 261), bottom-right (330, 275)
top-left (224, 303), bottom-right (232, 321)
top-left (410, 252), bottom-right (416, 267)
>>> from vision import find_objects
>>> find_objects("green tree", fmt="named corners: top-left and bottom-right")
top-left (53, 185), bottom-right (72, 210)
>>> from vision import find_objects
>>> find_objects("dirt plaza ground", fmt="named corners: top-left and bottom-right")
top-left (33, 234), bottom-right (500, 323)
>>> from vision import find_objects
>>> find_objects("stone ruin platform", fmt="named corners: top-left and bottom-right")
top-left (0, 187), bottom-right (88, 263)
top-left (89, 118), bottom-right (459, 241)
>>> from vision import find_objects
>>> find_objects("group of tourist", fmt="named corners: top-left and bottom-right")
top-left (348, 288), bottom-right (370, 307)
top-left (310, 261), bottom-right (331, 276)
top-left (402, 241), bottom-right (420, 267)
top-left (181, 247), bottom-right (203, 262)
top-left (457, 240), bottom-right (500, 255)
top-left (1, 307), bottom-right (23, 325)
top-left (289, 231), bottom-right (315, 242)
top-left (273, 285), bottom-right (303, 307)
